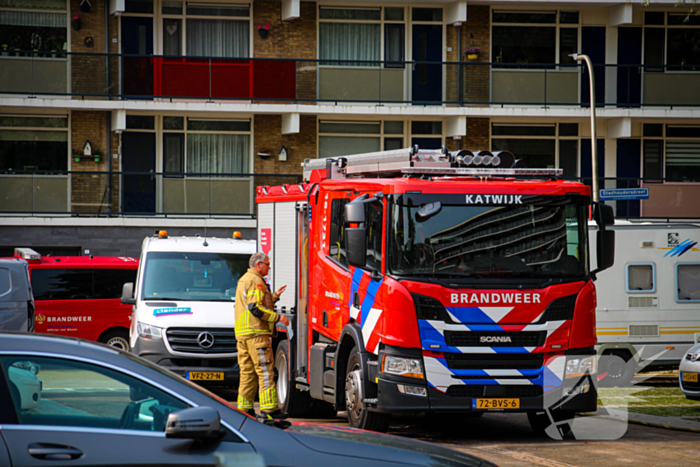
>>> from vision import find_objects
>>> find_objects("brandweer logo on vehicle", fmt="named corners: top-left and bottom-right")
top-left (659, 233), bottom-right (698, 257)
top-left (35, 314), bottom-right (46, 325)
top-left (153, 307), bottom-right (192, 317)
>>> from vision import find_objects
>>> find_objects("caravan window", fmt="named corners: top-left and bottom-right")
top-left (626, 263), bottom-right (656, 293)
top-left (676, 263), bottom-right (700, 302)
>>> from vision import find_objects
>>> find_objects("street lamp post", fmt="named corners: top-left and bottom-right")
top-left (570, 53), bottom-right (599, 203)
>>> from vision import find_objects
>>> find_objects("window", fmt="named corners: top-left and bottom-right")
top-left (366, 201), bottom-right (384, 271)
top-left (0, 2), bottom-right (67, 57)
top-left (644, 12), bottom-right (700, 72)
top-left (491, 123), bottom-right (579, 174)
top-left (162, 117), bottom-right (251, 176)
top-left (642, 124), bottom-right (700, 181)
top-left (0, 115), bottom-right (68, 172)
top-left (31, 269), bottom-right (137, 300)
top-left (319, 120), bottom-right (405, 158)
top-left (626, 263), bottom-right (656, 293)
top-left (319, 6), bottom-right (405, 67)
top-left (676, 263), bottom-right (700, 301)
top-left (2, 356), bottom-right (187, 430)
top-left (492, 10), bottom-right (579, 68)
top-left (329, 198), bottom-right (350, 267)
top-left (161, 1), bottom-right (250, 58)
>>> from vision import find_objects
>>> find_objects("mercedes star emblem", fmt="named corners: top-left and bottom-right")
top-left (197, 332), bottom-right (215, 349)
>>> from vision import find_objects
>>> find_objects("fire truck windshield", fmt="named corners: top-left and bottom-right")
top-left (142, 252), bottom-right (249, 301)
top-left (388, 196), bottom-right (589, 279)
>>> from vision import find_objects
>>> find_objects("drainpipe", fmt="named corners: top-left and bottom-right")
top-left (456, 23), bottom-right (462, 107)
top-left (105, 2), bottom-right (112, 214)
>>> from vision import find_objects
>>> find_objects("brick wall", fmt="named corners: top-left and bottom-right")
top-left (253, 1), bottom-right (317, 102)
top-left (70, 0), bottom-right (118, 98)
top-left (463, 6), bottom-right (490, 105)
top-left (254, 115), bottom-right (316, 185)
top-left (71, 111), bottom-right (111, 213)
top-left (464, 117), bottom-right (490, 151)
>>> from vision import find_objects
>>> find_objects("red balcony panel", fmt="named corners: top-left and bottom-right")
top-left (156, 58), bottom-right (252, 99)
top-left (253, 60), bottom-right (296, 99)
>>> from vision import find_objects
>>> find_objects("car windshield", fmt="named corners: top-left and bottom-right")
top-left (142, 252), bottom-right (248, 301)
top-left (388, 196), bottom-right (588, 278)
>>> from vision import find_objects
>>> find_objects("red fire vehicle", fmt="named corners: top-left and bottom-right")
top-left (257, 147), bottom-right (615, 434)
top-left (12, 248), bottom-right (138, 350)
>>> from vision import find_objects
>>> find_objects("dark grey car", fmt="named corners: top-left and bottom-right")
top-left (0, 259), bottom-right (34, 332)
top-left (0, 332), bottom-right (494, 467)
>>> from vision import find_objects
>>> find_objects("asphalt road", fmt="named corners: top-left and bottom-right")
top-left (211, 388), bottom-right (700, 467)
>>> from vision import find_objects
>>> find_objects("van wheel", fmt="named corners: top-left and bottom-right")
top-left (100, 330), bottom-right (130, 351)
top-left (275, 340), bottom-right (312, 417)
top-left (345, 346), bottom-right (391, 432)
top-left (599, 352), bottom-right (635, 387)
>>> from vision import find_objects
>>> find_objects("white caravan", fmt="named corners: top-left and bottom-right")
top-left (591, 221), bottom-right (700, 384)
top-left (122, 231), bottom-right (256, 386)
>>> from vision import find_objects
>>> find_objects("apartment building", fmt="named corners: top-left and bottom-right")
top-left (1, 0), bottom-right (699, 255)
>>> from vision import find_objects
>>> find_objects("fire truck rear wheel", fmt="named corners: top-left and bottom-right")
top-left (275, 340), bottom-right (312, 417)
top-left (100, 330), bottom-right (130, 351)
top-left (345, 346), bottom-right (391, 432)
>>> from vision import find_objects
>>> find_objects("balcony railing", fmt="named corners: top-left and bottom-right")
top-left (0, 170), bottom-right (301, 217)
top-left (1, 50), bottom-right (699, 108)
top-left (1, 169), bottom-right (698, 219)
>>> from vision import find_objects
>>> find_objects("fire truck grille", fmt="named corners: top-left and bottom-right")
top-left (535, 294), bottom-right (577, 323)
top-left (446, 385), bottom-right (543, 398)
top-left (413, 294), bottom-right (454, 322)
top-left (166, 328), bottom-right (237, 354)
top-left (444, 353), bottom-right (544, 370)
top-left (444, 331), bottom-right (546, 347)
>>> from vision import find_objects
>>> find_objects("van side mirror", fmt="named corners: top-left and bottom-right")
top-left (121, 282), bottom-right (136, 305)
top-left (346, 228), bottom-right (367, 268)
top-left (594, 203), bottom-right (615, 228)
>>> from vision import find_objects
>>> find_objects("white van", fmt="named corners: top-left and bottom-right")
top-left (122, 231), bottom-right (256, 386)
top-left (591, 221), bottom-right (700, 385)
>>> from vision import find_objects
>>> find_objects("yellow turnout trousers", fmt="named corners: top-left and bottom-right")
top-left (237, 335), bottom-right (278, 413)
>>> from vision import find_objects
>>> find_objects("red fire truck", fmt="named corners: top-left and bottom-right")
top-left (257, 146), bottom-right (615, 434)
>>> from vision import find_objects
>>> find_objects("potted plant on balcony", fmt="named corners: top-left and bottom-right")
top-left (93, 149), bottom-right (102, 163)
top-left (73, 151), bottom-right (82, 162)
top-left (257, 23), bottom-right (271, 39)
top-left (1, 45), bottom-right (8, 56)
top-left (72, 13), bottom-right (81, 31)
top-left (465, 47), bottom-right (480, 61)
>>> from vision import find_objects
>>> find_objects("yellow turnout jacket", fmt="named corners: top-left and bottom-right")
top-left (234, 269), bottom-right (279, 339)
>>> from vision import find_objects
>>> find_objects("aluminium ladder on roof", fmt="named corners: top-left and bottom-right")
top-left (301, 146), bottom-right (562, 180)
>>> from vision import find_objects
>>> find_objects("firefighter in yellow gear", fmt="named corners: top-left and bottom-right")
top-left (235, 252), bottom-right (289, 418)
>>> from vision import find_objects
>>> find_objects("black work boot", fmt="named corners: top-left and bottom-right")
top-left (263, 409), bottom-right (288, 420)
top-left (245, 408), bottom-right (256, 417)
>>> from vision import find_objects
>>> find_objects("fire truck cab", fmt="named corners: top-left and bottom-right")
top-left (258, 146), bottom-right (615, 434)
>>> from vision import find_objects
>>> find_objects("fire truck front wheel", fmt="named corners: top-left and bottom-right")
top-left (275, 340), bottom-right (312, 417)
top-left (345, 346), bottom-right (391, 432)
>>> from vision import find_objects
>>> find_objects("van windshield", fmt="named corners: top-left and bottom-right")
top-left (142, 252), bottom-right (248, 302)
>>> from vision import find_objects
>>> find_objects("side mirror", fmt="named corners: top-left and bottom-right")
top-left (593, 230), bottom-right (615, 276)
top-left (346, 227), bottom-right (367, 268)
top-left (165, 407), bottom-right (222, 440)
top-left (594, 203), bottom-right (615, 228)
top-left (121, 282), bottom-right (136, 305)
top-left (344, 195), bottom-right (367, 224)
top-left (416, 202), bottom-right (442, 221)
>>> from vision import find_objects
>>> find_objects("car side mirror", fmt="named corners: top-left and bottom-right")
top-left (165, 407), bottom-right (222, 440)
top-left (121, 282), bottom-right (136, 305)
